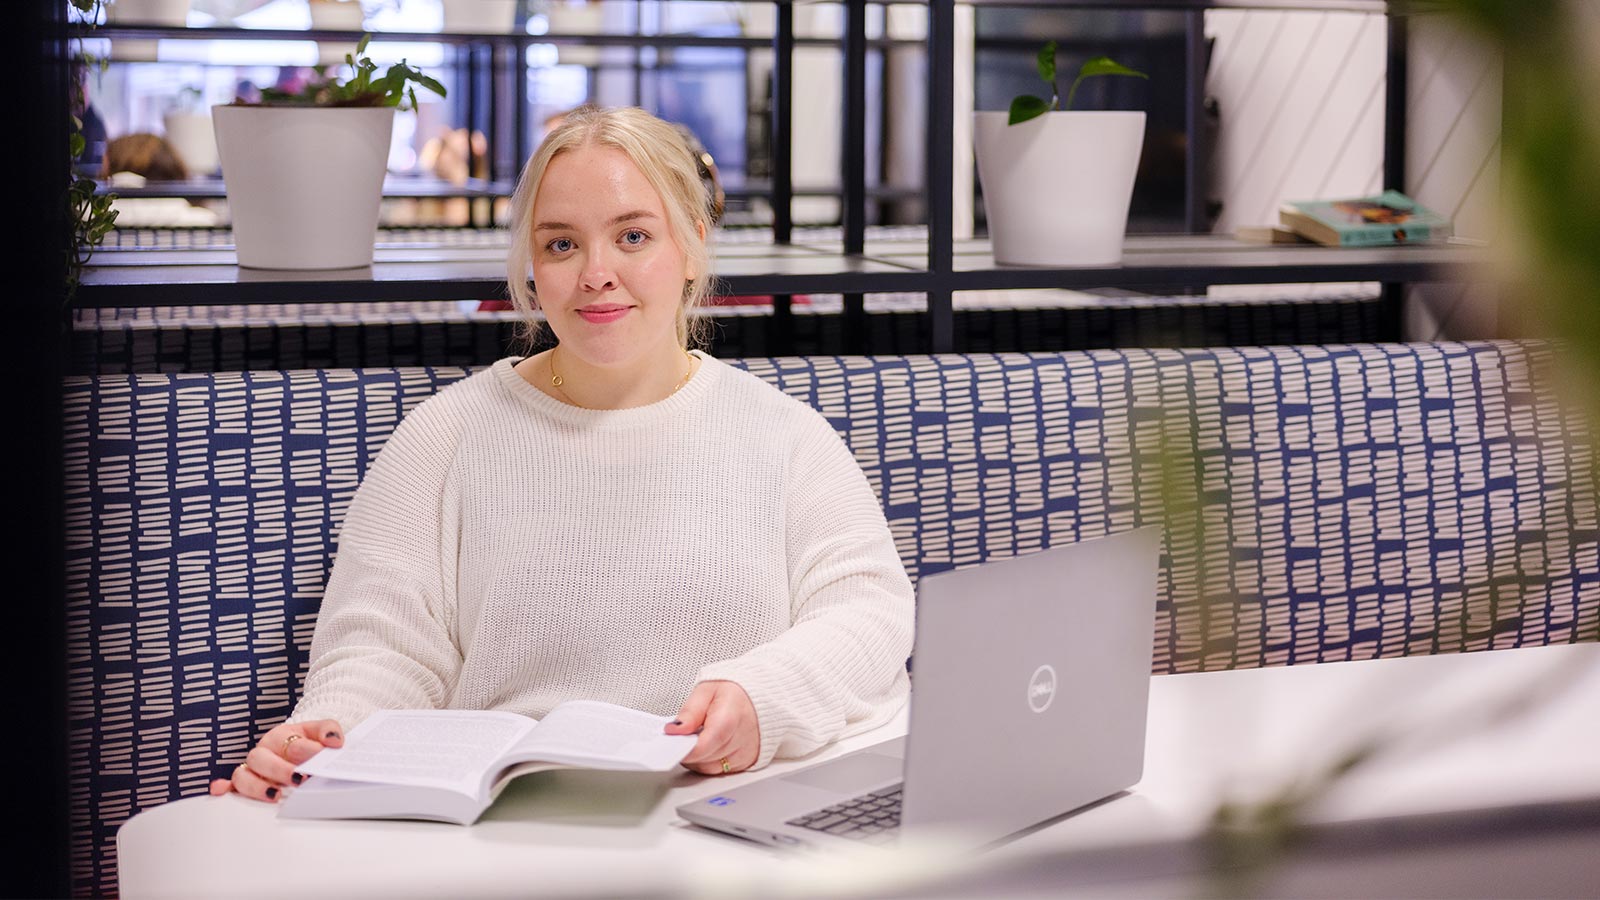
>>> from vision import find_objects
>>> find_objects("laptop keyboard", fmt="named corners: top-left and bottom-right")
top-left (784, 786), bottom-right (902, 843)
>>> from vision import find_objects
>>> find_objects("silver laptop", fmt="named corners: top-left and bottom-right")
top-left (677, 525), bottom-right (1160, 851)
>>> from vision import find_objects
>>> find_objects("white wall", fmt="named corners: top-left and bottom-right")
top-left (1403, 14), bottom-right (1503, 340)
top-left (1203, 9), bottom-right (1503, 335)
top-left (1205, 8), bottom-right (1387, 233)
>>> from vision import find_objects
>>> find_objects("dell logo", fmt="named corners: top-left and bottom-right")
top-left (1028, 664), bottom-right (1057, 713)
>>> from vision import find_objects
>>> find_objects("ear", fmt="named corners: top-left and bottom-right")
top-left (684, 219), bottom-right (708, 281)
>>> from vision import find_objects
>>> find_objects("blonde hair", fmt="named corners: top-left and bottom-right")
top-left (506, 106), bottom-right (715, 350)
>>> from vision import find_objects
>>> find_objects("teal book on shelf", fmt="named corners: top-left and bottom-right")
top-left (1280, 190), bottom-right (1453, 247)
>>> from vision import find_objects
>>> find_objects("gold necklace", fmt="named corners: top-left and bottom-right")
top-left (548, 347), bottom-right (695, 409)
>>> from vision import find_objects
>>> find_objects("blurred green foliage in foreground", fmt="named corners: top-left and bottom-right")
top-left (1202, 3), bottom-right (1600, 894)
top-left (1442, 1), bottom-right (1600, 400)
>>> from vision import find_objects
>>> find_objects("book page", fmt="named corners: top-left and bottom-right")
top-left (507, 700), bottom-right (697, 772)
top-left (277, 775), bottom-right (484, 826)
top-left (294, 709), bottom-right (536, 796)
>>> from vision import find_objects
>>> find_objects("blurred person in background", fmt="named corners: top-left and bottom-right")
top-left (102, 134), bottom-right (221, 227)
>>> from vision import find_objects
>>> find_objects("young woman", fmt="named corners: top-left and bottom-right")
top-left (211, 106), bottom-right (913, 802)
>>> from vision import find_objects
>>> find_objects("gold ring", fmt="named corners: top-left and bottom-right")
top-left (235, 763), bottom-right (248, 778)
top-left (720, 757), bottom-right (731, 775)
top-left (282, 734), bottom-right (302, 753)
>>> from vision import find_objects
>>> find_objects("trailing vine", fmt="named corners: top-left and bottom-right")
top-left (66, 0), bottom-right (117, 307)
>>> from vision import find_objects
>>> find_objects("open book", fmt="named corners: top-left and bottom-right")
top-left (277, 701), bottom-right (698, 825)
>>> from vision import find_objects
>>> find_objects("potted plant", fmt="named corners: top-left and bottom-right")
top-left (211, 34), bottom-right (446, 269)
top-left (974, 42), bottom-right (1148, 267)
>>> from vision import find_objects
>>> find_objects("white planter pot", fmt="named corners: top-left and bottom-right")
top-left (106, 0), bottom-right (190, 24)
top-left (307, 0), bottom-right (365, 29)
top-left (443, 0), bottom-right (518, 33)
top-left (973, 110), bottom-right (1145, 267)
top-left (106, 0), bottom-right (188, 60)
top-left (109, 39), bottom-right (161, 62)
top-left (163, 110), bottom-right (218, 175)
top-left (545, 0), bottom-right (603, 31)
top-left (213, 105), bottom-right (395, 270)
top-left (318, 40), bottom-right (360, 66)
top-left (547, 1), bottom-right (604, 65)
top-left (307, 0), bottom-right (364, 65)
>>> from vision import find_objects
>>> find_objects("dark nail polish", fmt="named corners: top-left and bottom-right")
top-left (671, 719), bottom-right (682, 726)
top-left (266, 787), bottom-right (278, 800)
top-left (291, 773), bottom-right (303, 785)
top-left (326, 731), bottom-right (341, 740)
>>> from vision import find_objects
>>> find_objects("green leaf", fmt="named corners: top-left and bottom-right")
top-left (1065, 54), bottom-right (1150, 110)
top-left (1008, 95), bottom-right (1050, 126)
top-left (1036, 40), bottom-right (1058, 85)
top-left (241, 30), bottom-right (439, 108)
top-left (381, 65), bottom-right (405, 95)
top-left (415, 73), bottom-right (446, 99)
top-left (70, 133), bottom-right (86, 159)
top-left (1079, 55), bottom-right (1149, 80)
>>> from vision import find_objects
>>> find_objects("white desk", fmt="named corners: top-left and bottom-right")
top-left (118, 643), bottom-right (1600, 899)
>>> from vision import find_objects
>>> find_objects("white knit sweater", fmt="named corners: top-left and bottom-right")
top-left (288, 352), bottom-right (915, 769)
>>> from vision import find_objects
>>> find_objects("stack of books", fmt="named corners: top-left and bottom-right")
top-left (1238, 190), bottom-right (1453, 247)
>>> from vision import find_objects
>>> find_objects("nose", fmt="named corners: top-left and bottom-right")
top-left (579, 245), bottom-right (618, 293)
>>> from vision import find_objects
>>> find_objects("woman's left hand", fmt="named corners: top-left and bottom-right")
top-left (667, 680), bottom-right (760, 775)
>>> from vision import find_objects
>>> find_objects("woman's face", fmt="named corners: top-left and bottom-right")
top-left (530, 144), bottom-right (693, 369)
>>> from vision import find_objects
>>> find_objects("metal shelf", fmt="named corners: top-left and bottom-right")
top-left (95, 178), bottom-right (920, 203)
top-left (96, 176), bottom-right (514, 200)
top-left (76, 235), bottom-right (1486, 309)
top-left (940, 0), bottom-right (1385, 10)
top-left (79, 23), bottom-right (921, 49)
top-left (75, 0), bottom-right (1436, 353)
top-left (914, 236), bottom-right (1484, 291)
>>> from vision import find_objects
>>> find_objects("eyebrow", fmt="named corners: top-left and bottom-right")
top-left (533, 210), bottom-right (659, 232)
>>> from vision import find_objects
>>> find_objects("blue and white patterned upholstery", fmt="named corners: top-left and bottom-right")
top-left (63, 343), bottom-right (1600, 897)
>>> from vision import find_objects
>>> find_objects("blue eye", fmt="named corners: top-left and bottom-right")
top-left (548, 238), bottom-right (574, 253)
top-left (621, 230), bottom-right (648, 246)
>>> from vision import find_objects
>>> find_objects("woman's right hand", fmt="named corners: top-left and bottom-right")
top-left (208, 719), bottom-right (345, 803)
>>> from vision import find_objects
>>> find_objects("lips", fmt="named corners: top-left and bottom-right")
top-left (575, 304), bottom-right (632, 324)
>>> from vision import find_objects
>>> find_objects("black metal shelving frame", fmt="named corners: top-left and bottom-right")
top-left (75, 234), bottom-right (1488, 305)
top-left (77, 0), bottom-right (1472, 353)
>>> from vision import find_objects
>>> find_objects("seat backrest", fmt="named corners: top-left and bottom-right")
top-left (63, 343), bottom-right (1599, 897)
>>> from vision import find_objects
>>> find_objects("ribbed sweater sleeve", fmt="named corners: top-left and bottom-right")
top-left (286, 392), bottom-right (466, 730)
top-left (697, 410), bottom-right (915, 769)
